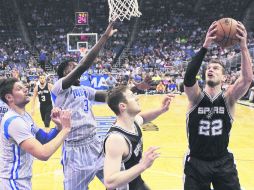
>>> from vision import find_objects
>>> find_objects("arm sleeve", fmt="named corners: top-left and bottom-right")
top-left (184, 47), bottom-right (207, 87)
top-left (35, 128), bottom-right (59, 144)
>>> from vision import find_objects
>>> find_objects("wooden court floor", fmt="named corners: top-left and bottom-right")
top-left (30, 94), bottom-right (254, 190)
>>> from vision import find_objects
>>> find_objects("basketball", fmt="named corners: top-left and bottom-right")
top-left (214, 18), bottom-right (239, 48)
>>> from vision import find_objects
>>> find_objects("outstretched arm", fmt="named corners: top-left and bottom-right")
top-left (139, 94), bottom-right (174, 124)
top-left (226, 22), bottom-right (253, 105)
top-left (62, 23), bottom-right (117, 89)
top-left (30, 85), bottom-right (38, 116)
top-left (184, 22), bottom-right (217, 104)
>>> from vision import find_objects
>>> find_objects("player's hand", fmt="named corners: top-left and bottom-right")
top-left (203, 21), bottom-right (217, 48)
top-left (104, 22), bottom-right (118, 38)
top-left (59, 110), bottom-right (72, 132)
top-left (51, 107), bottom-right (62, 128)
top-left (31, 109), bottom-right (35, 116)
top-left (139, 147), bottom-right (160, 170)
top-left (236, 21), bottom-right (248, 50)
top-left (160, 94), bottom-right (175, 113)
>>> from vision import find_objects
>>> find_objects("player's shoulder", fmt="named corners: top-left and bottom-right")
top-left (106, 131), bottom-right (126, 144)
top-left (1, 110), bottom-right (22, 126)
top-left (105, 132), bottom-right (128, 155)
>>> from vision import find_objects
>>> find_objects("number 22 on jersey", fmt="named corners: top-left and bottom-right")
top-left (199, 119), bottom-right (223, 136)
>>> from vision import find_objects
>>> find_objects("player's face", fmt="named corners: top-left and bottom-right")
top-left (64, 62), bottom-right (80, 86)
top-left (39, 76), bottom-right (46, 85)
top-left (124, 89), bottom-right (141, 115)
top-left (206, 63), bottom-right (225, 87)
top-left (11, 82), bottom-right (30, 107)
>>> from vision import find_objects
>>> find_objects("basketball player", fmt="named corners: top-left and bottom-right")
top-left (183, 21), bottom-right (253, 190)
top-left (52, 22), bottom-right (151, 189)
top-left (31, 74), bottom-right (53, 129)
top-left (104, 86), bottom-right (174, 190)
top-left (0, 78), bottom-right (72, 190)
top-left (51, 22), bottom-right (118, 190)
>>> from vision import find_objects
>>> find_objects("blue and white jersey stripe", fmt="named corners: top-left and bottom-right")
top-left (0, 110), bottom-right (38, 180)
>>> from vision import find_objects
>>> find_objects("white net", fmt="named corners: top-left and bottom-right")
top-left (108, 0), bottom-right (142, 22)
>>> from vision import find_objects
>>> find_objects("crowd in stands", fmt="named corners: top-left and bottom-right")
top-left (0, 0), bottom-right (253, 103)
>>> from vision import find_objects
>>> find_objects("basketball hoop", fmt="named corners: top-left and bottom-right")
top-left (108, 0), bottom-right (142, 22)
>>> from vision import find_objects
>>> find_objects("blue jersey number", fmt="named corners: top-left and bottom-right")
top-left (84, 99), bottom-right (89, 112)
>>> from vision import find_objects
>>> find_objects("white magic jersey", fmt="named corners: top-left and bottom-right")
top-left (0, 110), bottom-right (39, 180)
top-left (51, 79), bottom-right (97, 142)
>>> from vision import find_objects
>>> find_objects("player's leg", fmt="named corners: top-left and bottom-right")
top-left (94, 137), bottom-right (105, 183)
top-left (62, 145), bottom-right (93, 190)
top-left (184, 155), bottom-right (211, 190)
top-left (63, 139), bottom-right (104, 190)
top-left (44, 104), bottom-right (53, 128)
top-left (40, 105), bottom-right (45, 123)
top-left (0, 178), bottom-right (15, 190)
top-left (0, 178), bottom-right (32, 190)
top-left (212, 153), bottom-right (241, 190)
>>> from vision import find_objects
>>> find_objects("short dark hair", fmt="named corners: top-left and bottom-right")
top-left (207, 59), bottom-right (225, 74)
top-left (57, 59), bottom-right (75, 79)
top-left (0, 78), bottom-right (19, 104)
top-left (107, 85), bottom-right (128, 115)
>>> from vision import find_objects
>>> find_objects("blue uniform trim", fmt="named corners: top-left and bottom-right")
top-left (10, 145), bottom-right (21, 180)
top-left (13, 180), bottom-right (20, 190)
top-left (3, 116), bottom-right (21, 180)
top-left (51, 92), bottom-right (57, 104)
top-left (4, 116), bottom-right (19, 139)
top-left (9, 179), bottom-right (19, 190)
top-left (9, 179), bottom-right (15, 190)
top-left (36, 128), bottom-right (59, 144)
top-left (10, 145), bottom-right (16, 179)
top-left (16, 147), bottom-right (21, 179)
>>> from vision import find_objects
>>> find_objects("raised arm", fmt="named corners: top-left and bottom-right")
top-left (30, 85), bottom-right (38, 116)
top-left (225, 22), bottom-right (253, 105)
top-left (62, 23), bottom-right (117, 89)
top-left (48, 83), bottom-right (54, 91)
top-left (139, 94), bottom-right (174, 124)
top-left (184, 22), bottom-right (217, 104)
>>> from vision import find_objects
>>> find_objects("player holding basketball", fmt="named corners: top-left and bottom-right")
top-left (104, 86), bottom-right (173, 190)
top-left (183, 21), bottom-right (253, 190)
top-left (31, 74), bottom-right (53, 129)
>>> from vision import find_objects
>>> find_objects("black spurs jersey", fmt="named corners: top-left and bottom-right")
top-left (104, 122), bottom-right (144, 190)
top-left (186, 91), bottom-right (233, 161)
top-left (38, 83), bottom-right (52, 105)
